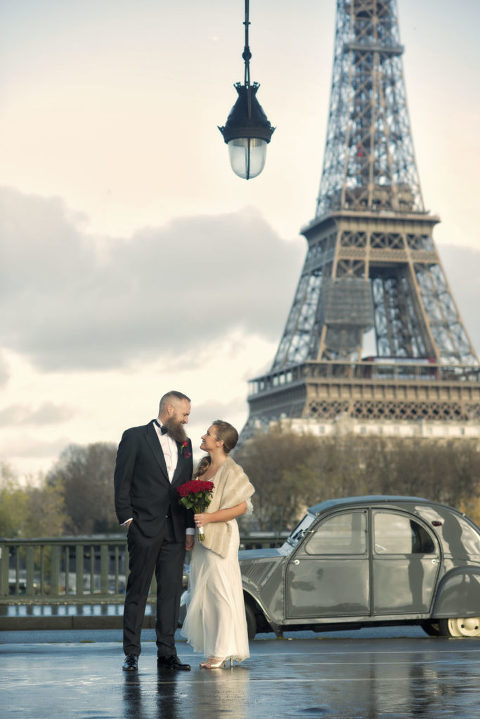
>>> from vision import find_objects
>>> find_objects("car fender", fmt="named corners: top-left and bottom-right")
top-left (241, 555), bottom-right (285, 624)
top-left (243, 587), bottom-right (273, 622)
top-left (432, 566), bottom-right (480, 617)
top-left (244, 587), bottom-right (286, 633)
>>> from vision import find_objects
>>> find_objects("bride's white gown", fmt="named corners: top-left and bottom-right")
top-left (181, 502), bottom-right (251, 662)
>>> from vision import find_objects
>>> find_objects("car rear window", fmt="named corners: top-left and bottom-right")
top-left (374, 512), bottom-right (435, 554)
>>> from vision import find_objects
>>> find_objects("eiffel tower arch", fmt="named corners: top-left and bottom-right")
top-left (243, 0), bottom-right (480, 440)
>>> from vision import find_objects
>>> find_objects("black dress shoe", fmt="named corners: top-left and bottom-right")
top-left (123, 654), bottom-right (138, 671)
top-left (157, 654), bottom-right (191, 671)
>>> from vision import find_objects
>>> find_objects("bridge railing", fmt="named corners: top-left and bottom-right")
top-left (0, 533), bottom-right (288, 606)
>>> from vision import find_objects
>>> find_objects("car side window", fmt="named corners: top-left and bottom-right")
top-left (374, 512), bottom-right (435, 555)
top-left (306, 511), bottom-right (367, 555)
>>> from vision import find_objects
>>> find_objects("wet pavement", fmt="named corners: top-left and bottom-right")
top-left (1, 628), bottom-right (480, 718)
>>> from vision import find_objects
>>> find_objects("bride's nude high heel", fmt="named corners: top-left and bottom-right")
top-left (200, 657), bottom-right (233, 669)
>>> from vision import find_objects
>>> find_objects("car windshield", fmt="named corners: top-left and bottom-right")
top-left (283, 512), bottom-right (316, 550)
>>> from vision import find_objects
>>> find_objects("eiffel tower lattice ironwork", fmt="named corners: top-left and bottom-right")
top-left (243, 0), bottom-right (480, 437)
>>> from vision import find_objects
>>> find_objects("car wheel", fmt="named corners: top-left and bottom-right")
top-left (420, 620), bottom-right (441, 637)
top-left (438, 617), bottom-right (480, 637)
top-left (245, 602), bottom-right (257, 640)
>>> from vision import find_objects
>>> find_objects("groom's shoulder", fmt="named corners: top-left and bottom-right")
top-left (122, 420), bottom-right (153, 437)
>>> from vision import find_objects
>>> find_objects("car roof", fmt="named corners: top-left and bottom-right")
top-left (307, 495), bottom-right (439, 515)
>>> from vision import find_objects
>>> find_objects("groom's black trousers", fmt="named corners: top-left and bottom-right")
top-left (123, 517), bottom-right (185, 656)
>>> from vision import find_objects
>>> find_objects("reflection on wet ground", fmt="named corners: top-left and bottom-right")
top-left (1, 635), bottom-right (480, 718)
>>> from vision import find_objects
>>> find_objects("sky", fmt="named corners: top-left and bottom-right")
top-left (0, 0), bottom-right (479, 480)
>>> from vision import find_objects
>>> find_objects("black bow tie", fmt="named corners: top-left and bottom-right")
top-left (154, 420), bottom-right (168, 435)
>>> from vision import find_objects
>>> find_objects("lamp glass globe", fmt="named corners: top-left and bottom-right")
top-left (228, 137), bottom-right (267, 180)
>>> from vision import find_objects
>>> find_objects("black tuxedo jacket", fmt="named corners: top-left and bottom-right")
top-left (114, 420), bottom-right (194, 540)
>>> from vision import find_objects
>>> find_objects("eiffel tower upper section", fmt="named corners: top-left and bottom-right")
top-left (243, 0), bottom-right (480, 435)
top-left (317, 0), bottom-right (423, 220)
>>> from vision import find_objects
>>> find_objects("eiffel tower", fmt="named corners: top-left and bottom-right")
top-left (243, 0), bottom-right (480, 438)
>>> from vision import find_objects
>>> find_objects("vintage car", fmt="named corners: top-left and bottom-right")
top-left (239, 496), bottom-right (480, 639)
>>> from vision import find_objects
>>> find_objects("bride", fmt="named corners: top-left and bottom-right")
top-left (181, 420), bottom-right (255, 669)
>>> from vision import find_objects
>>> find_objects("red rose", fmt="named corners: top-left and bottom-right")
top-left (178, 479), bottom-right (214, 497)
top-left (181, 440), bottom-right (192, 458)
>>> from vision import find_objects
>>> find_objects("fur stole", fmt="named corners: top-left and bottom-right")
top-left (200, 456), bottom-right (255, 557)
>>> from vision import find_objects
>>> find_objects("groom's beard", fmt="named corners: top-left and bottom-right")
top-left (164, 417), bottom-right (187, 444)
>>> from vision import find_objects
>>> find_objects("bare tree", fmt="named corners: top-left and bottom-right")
top-left (47, 442), bottom-right (118, 534)
top-left (235, 426), bottom-right (328, 531)
top-left (235, 429), bottom-right (480, 531)
top-left (0, 463), bottom-right (67, 538)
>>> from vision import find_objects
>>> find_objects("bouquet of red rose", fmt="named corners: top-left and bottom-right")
top-left (178, 479), bottom-right (214, 541)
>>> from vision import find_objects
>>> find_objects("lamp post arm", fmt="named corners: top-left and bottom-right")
top-left (242, 0), bottom-right (251, 88)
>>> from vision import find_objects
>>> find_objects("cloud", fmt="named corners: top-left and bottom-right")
top-left (2, 186), bottom-right (479, 378)
top-left (0, 186), bottom-right (303, 372)
top-left (191, 396), bottom-right (248, 428)
top-left (0, 352), bottom-right (9, 386)
top-left (0, 402), bottom-right (75, 427)
top-left (0, 435), bottom-right (72, 459)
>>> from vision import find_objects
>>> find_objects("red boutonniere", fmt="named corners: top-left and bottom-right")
top-left (180, 440), bottom-right (191, 458)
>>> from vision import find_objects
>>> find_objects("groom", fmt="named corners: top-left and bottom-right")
top-left (114, 390), bottom-right (195, 671)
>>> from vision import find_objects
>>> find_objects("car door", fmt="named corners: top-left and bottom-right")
top-left (372, 509), bottom-right (440, 615)
top-left (285, 509), bottom-right (369, 619)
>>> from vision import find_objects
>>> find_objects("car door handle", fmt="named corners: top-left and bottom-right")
top-left (431, 558), bottom-right (439, 565)
top-left (293, 560), bottom-right (300, 565)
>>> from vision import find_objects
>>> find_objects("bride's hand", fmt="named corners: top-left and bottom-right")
top-left (194, 512), bottom-right (209, 528)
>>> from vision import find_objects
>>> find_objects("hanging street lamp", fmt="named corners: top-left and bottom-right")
top-left (218, 0), bottom-right (275, 180)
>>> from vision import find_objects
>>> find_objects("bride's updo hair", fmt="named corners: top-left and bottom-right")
top-left (193, 420), bottom-right (239, 477)
top-left (212, 420), bottom-right (238, 454)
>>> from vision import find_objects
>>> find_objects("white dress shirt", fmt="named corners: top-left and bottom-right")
top-left (154, 421), bottom-right (179, 481)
